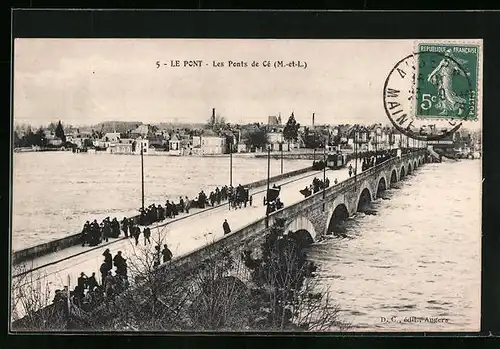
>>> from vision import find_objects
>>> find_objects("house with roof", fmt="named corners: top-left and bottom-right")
top-left (107, 138), bottom-right (134, 154)
top-left (168, 134), bottom-right (182, 155)
top-left (102, 132), bottom-right (121, 142)
top-left (43, 130), bottom-right (63, 147)
top-left (191, 129), bottom-right (226, 155)
top-left (266, 131), bottom-right (287, 151)
top-left (133, 137), bottom-right (149, 154)
top-left (268, 114), bottom-right (282, 127)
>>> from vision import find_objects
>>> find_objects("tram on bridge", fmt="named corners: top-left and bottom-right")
top-left (326, 150), bottom-right (347, 170)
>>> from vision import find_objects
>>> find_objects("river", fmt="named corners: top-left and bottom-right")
top-left (307, 159), bottom-right (481, 332)
top-left (12, 152), bottom-right (311, 251)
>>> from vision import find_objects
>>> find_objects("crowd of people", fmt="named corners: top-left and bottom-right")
top-left (300, 176), bottom-right (331, 198)
top-left (81, 217), bottom-right (135, 247)
top-left (361, 150), bottom-right (396, 171)
top-left (79, 184), bottom-right (250, 249)
top-left (53, 244), bottom-right (173, 311)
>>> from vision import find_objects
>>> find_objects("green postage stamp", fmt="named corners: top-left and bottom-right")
top-left (415, 42), bottom-right (480, 121)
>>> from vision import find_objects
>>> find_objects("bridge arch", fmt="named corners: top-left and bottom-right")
top-left (284, 215), bottom-right (317, 243)
top-left (390, 168), bottom-right (398, 187)
top-left (376, 176), bottom-right (387, 198)
top-left (357, 187), bottom-right (372, 212)
top-left (400, 166), bottom-right (406, 179)
top-left (413, 160), bottom-right (418, 169)
top-left (407, 162), bottom-right (413, 174)
top-left (326, 204), bottom-right (349, 235)
top-left (288, 229), bottom-right (315, 246)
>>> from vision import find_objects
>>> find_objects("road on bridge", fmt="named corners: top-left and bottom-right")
top-left (12, 159), bottom-right (362, 317)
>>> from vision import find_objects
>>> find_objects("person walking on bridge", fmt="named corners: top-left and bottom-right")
top-left (179, 196), bottom-right (185, 213)
top-left (184, 196), bottom-right (191, 214)
top-left (81, 221), bottom-right (90, 247)
top-left (103, 249), bottom-right (113, 270)
top-left (162, 244), bottom-right (173, 263)
top-left (132, 226), bottom-right (140, 246)
top-left (121, 217), bottom-right (129, 238)
top-left (153, 245), bottom-right (161, 268)
top-left (114, 251), bottom-right (127, 278)
top-left (87, 272), bottom-right (99, 291)
top-left (102, 222), bottom-right (110, 243)
top-left (143, 227), bottom-right (151, 245)
top-left (348, 164), bottom-right (353, 178)
top-left (100, 262), bottom-right (109, 289)
top-left (223, 219), bottom-right (231, 235)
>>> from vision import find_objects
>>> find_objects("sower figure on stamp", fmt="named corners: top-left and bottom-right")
top-left (427, 49), bottom-right (468, 116)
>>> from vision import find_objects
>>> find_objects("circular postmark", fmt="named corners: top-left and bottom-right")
top-left (383, 50), bottom-right (476, 141)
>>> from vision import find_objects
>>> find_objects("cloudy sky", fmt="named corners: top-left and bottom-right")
top-left (13, 39), bottom-right (481, 129)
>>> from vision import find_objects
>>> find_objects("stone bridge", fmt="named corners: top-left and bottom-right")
top-left (279, 150), bottom-right (426, 243)
top-left (167, 150), bottom-right (427, 272)
top-left (11, 150), bottom-right (427, 326)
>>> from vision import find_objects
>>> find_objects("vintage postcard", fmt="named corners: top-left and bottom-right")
top-left (10, 38), bottom-right (482, 332)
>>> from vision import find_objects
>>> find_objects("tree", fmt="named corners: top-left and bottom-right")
top-left (55, 121), bottom-right (66, 142)
top-left (24, 127), bottom-right (35, 147)
top-left (11, 262), bottom-right (68, 331)
top-left (207, 115), bottom-right (228, 132)
top-left (283, 114), bottom-right (300, 148)
top-left (13, 131), bottom-right (21, 147)
top-left (246, 128), bottom-right (268, 151)
top-left (34, 127), bottom-right (47, 147)
top-left (242, 219), bottom-right (351, 331)
top-left (303, 127), bottom-right (321, 149)
top-left (47, 122), bottom-right (58, 133)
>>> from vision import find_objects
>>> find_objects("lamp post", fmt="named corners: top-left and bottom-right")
top-left (323, 138), bottom-right (326, 200)
top-left (229, 142), bottom-right (233, 187)
top-left (266, 146), bottom-right (271, 228)
top-left (140, 145), bottom-right (145, 213)
top-left (354, 126), bottom-right (358, 187)
top-left (280, 142), bottom-right (284, 174)
top-left (376, 126), bottom-right (382, 154)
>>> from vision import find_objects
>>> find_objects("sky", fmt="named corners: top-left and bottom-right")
top-left (13, 39), bottom-right (482, 130)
